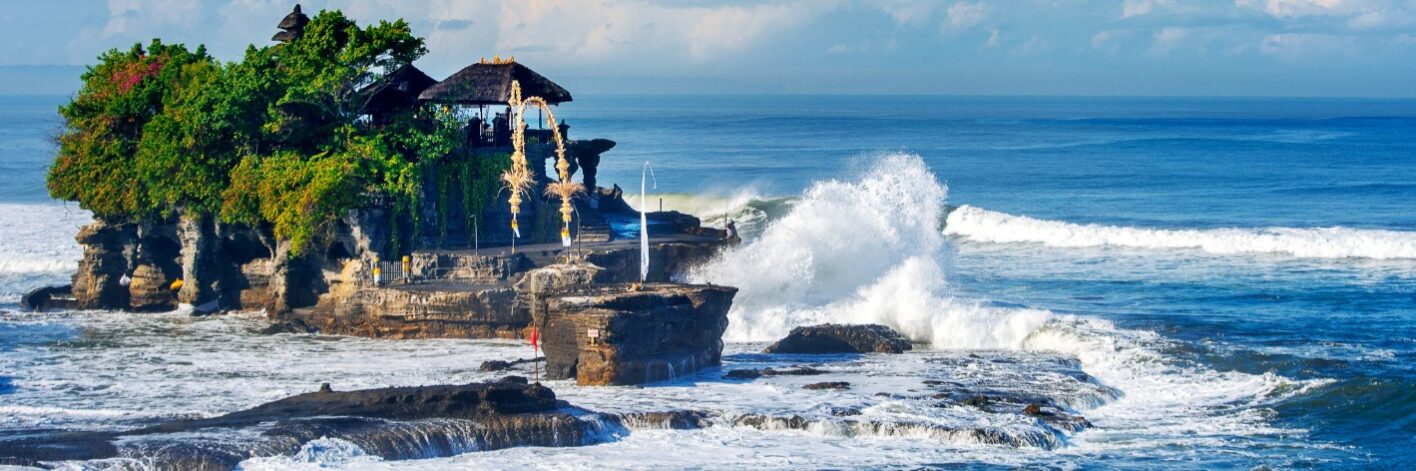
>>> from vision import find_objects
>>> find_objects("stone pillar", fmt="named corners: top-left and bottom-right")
top-left (71, 219), bottom-right (135, 310)
top-left (177, 214), bottom-right (221, 305)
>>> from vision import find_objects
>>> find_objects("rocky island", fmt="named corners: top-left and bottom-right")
top-left (5, 5), bottom-right (1105, 469)
top-left (31, 5), bottom-right (740, 387)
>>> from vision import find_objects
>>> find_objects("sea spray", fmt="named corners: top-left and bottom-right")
top-left (690, 153), bottom-right (1050, 347)
top-left (946, 205), bottom-right (1416, 260)
top-left (686, 153), bottom-right (1319, 455)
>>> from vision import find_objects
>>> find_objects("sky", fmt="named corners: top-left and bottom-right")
top-left (0, 0), bottom-right (1413, 97)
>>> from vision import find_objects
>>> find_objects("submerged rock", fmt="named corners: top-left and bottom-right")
top-left (803, 381), bottom-right (851, 390)
top-left (723, 365), bottom-right (828, 380)
top-left (259, 319), bottom-right (315, 335)
top-left (764, 324), bottom-right (914, 354)
top-left (480, 360), bottom-right (513, 371)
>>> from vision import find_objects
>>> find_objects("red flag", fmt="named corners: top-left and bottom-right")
top-left (529, 328), bottom-right (539, 354)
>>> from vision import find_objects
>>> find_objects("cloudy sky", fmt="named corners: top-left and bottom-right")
top-left (1, 0), bottom-right (1414, 96)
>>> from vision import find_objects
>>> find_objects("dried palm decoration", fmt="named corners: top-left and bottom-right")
top-left (505, 80), bottom-right (580, 245)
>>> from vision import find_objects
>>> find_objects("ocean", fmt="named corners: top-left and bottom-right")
top-left (2, 94), bottom-right (1414, 469)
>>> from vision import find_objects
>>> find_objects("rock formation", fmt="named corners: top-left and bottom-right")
top-left (764, 324), bottom-right (914, 354)
top-left (0, 378), bottom-right (624, 470)
top-left (534, 281), bottom-right (737, 385)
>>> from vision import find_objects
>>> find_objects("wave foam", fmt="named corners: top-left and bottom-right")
top-left (945, 205), bottom-right (1416, 260)
top-left (689, 153), bottom-right (1313, 453)
top-left (691, 153), bottom-right (1046, 348)
top-left (0, 203), bottom-right (90, 274)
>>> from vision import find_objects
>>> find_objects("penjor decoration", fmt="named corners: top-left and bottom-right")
top-left (502, 80), bottom-right (580, 249)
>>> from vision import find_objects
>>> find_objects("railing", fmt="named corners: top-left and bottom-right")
top-left (368, 259), bottom-right (413, 287)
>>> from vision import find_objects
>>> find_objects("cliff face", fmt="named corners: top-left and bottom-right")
top-left (69, 214), bottom-right (318, 313)
top-left (68, 181), bottom-right (732, 318)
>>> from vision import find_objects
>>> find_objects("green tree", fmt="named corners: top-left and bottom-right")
top-left (51, 8), bottom-right (470, 257)
top-left (49, 40), bottom-right (212, 217)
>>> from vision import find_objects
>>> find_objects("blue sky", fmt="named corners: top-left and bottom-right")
top-left (1, 0), bottom-right (1414, 96)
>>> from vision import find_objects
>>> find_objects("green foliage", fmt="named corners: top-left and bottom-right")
top-left (222, 151), bottom-right (361, 253)
top-left (49, 40), bottom-right (213, 216)
top-left (432, 153), bottom-right (511, 247)
top-left (48, 8), bottom-right (478, 257)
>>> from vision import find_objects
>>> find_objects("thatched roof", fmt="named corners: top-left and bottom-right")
top-left (356, 65), bottom-right (438, 115)
top-left (277, 5), bottom-right (309, 30)
top-left (418, 62), bottom-right (572, 105)
top-left (272, 4), bottom-right (309, 42)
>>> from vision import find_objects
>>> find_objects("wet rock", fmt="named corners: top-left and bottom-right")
top-left (259, 319), bottom-right (315, 335)
top-left (723, 369), bottom-right (762, 380)
top-left (731, 413), bottom-right (1070, 450)
top-left (961, 394), bottom-right (992, 408)
top-left (721, 365), bottom-right (826, 380)
top-left (1022, 403), bottom-right (1093, 433)
top-left (0, 381), bottom-right (586, 470)
top-left (803, 381), bottom-right (851, 391)
top-left (830, 407), bottom-right (862, 417)
top-left (537, 281), bottom-right (736, 385)
top-left (762, 366), bottom-right (827, 376)
top-left (19, 285), bottom-right (74, 311)
top-left (481, 360), bottom-right (513, 371)
top-left (764, 323), bottom-right (913, 354)
top-left (611, 410), bottom-right (714, 430)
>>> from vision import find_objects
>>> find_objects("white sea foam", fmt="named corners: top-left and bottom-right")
top-left (690, 153), bottom-right (1050, 348)
top-left (0, 202), bottom-right (89, 273)
top-left (239, 438), bottom-right (383, 470)
top-left (687, 153), bottom-right (1314, 459)
top-left (945, 205), bottom-right (1416, 260)
top-left (0, 202), bottom-right (90, 302)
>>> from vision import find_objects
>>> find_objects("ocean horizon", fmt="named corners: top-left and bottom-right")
top-left (3, 93), bottom-right (1414, 469)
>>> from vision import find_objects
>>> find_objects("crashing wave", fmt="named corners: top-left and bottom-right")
top-left (687, 152), bottom-right (1319, 451)
top-left (945, 205), bottom-right (1416, 260)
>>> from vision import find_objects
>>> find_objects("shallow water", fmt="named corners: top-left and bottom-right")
top-left (2, 95), bottom-right (1415, 469)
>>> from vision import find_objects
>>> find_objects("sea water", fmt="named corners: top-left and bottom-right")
top-left (2, 95), bottom-right (1414, 469)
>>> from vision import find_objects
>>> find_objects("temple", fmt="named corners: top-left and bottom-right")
top-left (37, 4), bottom-right (743, 387)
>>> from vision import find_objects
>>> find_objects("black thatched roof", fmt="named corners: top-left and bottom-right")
top-left (356, 65), bottom-right (438, 115)
top-left (277, 5), bottom-right (309, 30)
top-left (272, 4), bottom-right (309, 42)
top-left (418, 62), bottom-right (572, 105)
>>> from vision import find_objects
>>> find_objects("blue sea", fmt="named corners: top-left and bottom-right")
top-left (1, 94), bottom-right (1414, 469)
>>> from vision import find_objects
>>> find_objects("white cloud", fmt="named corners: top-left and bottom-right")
top-left (1148, 26), bottom-right (1189, 56)
top-left (1122, 0), bottom-right (1171, 18)
top-left (946, 1), bottom-right (988, 30)
top-left (1260, 32), bottom-right (1356, 58)
top-left (1236, 0), bottom-right (1352, 17)
top-left (1092, 30), bottom-right (1116, 49)
top-left (877, 0), bottom-right (938, 26)
top-left (101, 0), bottom-right (204, 36)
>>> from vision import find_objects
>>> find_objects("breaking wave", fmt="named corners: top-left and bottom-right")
top-left (945, 205), bottom-right (1416, 260)
top-left (0, 203), bottom-right (90, 302)
top-left (689, 153), bottom-right (1049, 349)
top-left (687, 152), bottom-right (1316, 452)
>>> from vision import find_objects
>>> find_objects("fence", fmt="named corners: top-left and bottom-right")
top-left (368, 259), bottom-right (413, 287)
